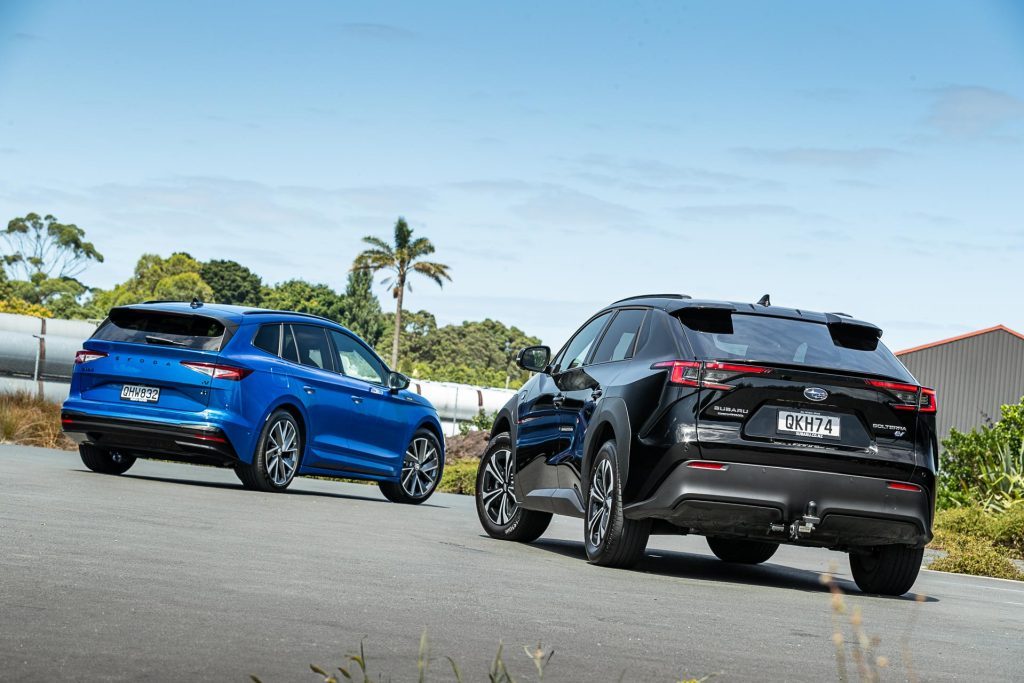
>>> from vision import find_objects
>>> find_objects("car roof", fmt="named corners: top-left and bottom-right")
top-left (605, 294), bottom-right (879, 330)
top-left (119, 301), bottom-right (347, 329)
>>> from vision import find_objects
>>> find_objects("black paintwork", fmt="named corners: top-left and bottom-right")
top-left (495, 296), bottom-right (938, 550)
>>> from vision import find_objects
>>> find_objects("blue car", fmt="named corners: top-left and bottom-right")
top-left (61, 301), bottom-right (445, 503)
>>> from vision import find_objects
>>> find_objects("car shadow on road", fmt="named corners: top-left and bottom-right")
top-left (529, 538), bottom-right (938, 603)
top-left (98, 471), bottom-right (442, 507)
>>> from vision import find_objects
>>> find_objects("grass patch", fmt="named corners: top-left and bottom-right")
top-left (438, 459), bottom-right (477, 495)
top-left (0, 391), bottom-right (74, 450)
top-left (928, 534), bottom-right (1023, 580)
top-left (929, 505), bottom-right (1024, 580)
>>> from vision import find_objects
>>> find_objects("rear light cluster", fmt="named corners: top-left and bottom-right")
top-left (866, 380), bottom-right (937, 414)
top-left (652, 360), bottom-right (771, 391)
top-left (180, 361), bottom-right (252, 381)
top-left (74, 350), bottom-right (107, 364)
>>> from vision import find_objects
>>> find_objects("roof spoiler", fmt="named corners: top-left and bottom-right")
top-left (825, 313), bottom-right (882, 350)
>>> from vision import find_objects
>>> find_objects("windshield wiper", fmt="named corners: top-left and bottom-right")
top-left (145, 335), bottom-right (188, 347)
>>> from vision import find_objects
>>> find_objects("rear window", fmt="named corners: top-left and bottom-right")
top-left (93, 309), bottom-right (228, 351)
top-left (679, 313), bottom-right (913, 382)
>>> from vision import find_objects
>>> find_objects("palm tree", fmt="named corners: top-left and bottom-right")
top-left (352, 217), bottom-right (451, 368)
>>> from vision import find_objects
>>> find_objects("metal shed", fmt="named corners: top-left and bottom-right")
top-left (896, 325), bottom-right (1024, 438)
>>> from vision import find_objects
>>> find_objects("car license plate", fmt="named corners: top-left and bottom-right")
top-left (121, 385), bottom-right (160, 403)
top-left (777, 410), bottom-right (840, 439)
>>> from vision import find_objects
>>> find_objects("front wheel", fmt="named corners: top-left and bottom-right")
top-left (79, 444), bottom-right (135, 475)
top-left (584, 440), bottom-right (650, 568)
top-left (849, 545), bottom-right (924, 596)
top-left (379, 429), bottom-right (444, 505)
top-left (235, 410), bottom-right (302, 492)
top-left (475, 432), bottom-right (551, 542)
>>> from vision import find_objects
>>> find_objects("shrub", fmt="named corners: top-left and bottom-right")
top-left (0, 392), bottom-right (73, 450)
top-left (940, 398), bottom-right (1024, 511)
top-left (928, 535), bottom-right (1023, 580)
top-left (459, 409), bottom-right (496, 436)
top-left (993, 504), bottom-right (1024, 556)
top-left (438, 460), bottom-right (477, 495)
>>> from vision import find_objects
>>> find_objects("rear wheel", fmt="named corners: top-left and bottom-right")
top-left (475, 432), bottom-right (551, 542)
top-left (584, 440), bottom-right (651, 568)
top-left (849, 545), bottom-right (924, 596)
top-left (706, 537), bottom-right (779, 564)
top-left (379, 429), bottom-right (444, 505)
top-left (79, 444), bottom-right (135, 475)
top-left (235, 410), bottom-right (301, 492)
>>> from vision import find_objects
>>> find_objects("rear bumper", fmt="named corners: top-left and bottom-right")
top-left (61, 410), bottom-right (239, 465)
top-left (623, 460), bottom-right (932, 549)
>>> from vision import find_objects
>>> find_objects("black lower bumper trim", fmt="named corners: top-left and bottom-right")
top-left (61, 411), bottom-right (239, 465)
top-left (623, 460), bottom-right (932, 549)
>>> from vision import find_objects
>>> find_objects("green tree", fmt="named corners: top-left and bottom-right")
top-left (200, 259), bottom-right (263, 306)
top-left (336, 269), bottom-right (386, 347)
top-left (352, 217), bottom-right (451, 368)
top-left (260, 279), bottom-right (344, 320)
top-left (2, 213), bottom-right (103, 313)
top-left (91, 252), bottom-right (213, 312)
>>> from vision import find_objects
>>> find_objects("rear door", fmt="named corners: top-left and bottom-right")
top-left (77, 307), bottom-right (232, 414)
top-left (677, 310), bottom-right (924, 480)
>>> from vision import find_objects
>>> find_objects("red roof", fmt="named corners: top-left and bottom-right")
top-left (896, 325), bottom-right (1024, 356)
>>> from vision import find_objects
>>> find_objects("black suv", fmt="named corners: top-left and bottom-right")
top-left (475, 295), bottom-right (937, 595)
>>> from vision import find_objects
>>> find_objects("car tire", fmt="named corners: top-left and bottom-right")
top-left (79, 444), bottom-right (135, 475)
top-left (584, 440), bottom-right (651, 568)
top-left (706, 537), bottom-right (779, 564)
top-left (849, 545), bottom-right (924, 596)
top-left (235, 410), bottom-right (302, 492)
top-left (476, 432), bottom-right (551, 542)
top-left (379, 429), bottom-right (444, 505)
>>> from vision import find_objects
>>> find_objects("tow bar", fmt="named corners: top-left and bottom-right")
top-left (790, 501), bottom-right (820, 540)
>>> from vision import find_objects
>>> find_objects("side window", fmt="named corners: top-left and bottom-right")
top-left (281, 325), bottom-right (300, 363)
top-left (554, 312), bottom-right (612, 373)
top-left (292, 325), bottom-right (335, 372)
top-left (329, 330), bottom-right (387, 385)
top-left (591, 309), bottom-right (647, 364)
top-left (252, 324), bottom-right (281, 356)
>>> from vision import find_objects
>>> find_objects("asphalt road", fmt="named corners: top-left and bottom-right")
top-left (1, 445), bottom-right (1022, 682)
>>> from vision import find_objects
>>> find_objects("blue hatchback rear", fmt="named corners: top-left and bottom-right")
top-left (62, 302), bottom-right (445, 503)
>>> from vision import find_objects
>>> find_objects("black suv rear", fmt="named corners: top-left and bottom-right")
top-left (474, 295), bottom-right (937, 595)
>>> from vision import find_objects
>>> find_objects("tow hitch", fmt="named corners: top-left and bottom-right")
top-left (789, 501), bottom-right (820, 540)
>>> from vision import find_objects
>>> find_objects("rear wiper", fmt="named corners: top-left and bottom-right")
top-left (145, 335), bottom-right (188, 347)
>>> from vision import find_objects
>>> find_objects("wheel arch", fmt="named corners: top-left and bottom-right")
top-left (581, 397), bottom-right (632, 491)
top-left (254, 400), bottom-right (309, 465)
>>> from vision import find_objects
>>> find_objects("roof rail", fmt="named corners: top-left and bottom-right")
top-left (611, 293), bottom-right (692, 304)
top-left (241, 309), bottom-right (335, 323)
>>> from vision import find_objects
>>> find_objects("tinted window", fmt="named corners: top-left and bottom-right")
top-left (591, 309), bottom-right (647, 364)
top-left (292, 325), bottom-right (334, 371)
top-left (252, 324), bottom-right (280, 355)
top-left (554, 313), bottom-right (612, 372)
top-left (281, 326), bottom-right (299, 362)
top-left (680, 313), bottom-right (914, 381)
top-left (93, 309), bottom-right (227, 351)
top-left (329, 330), bottom-right (387, 384)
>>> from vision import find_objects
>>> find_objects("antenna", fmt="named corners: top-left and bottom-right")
top-left (756, 294), bottom-right (771, 307)
top-left (190, 298), bottom-right (204, 309)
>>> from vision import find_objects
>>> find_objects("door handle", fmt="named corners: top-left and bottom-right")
top-left (302, 385), bottom-right (316, 395)
top-left (591, 388), bottom-right (603, 400)
top-left (552, 394), bottom-right (565, 408)
top-left (351, 396), bottom-right (363, 405)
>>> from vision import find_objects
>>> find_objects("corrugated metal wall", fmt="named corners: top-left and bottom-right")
top-left (897, 329), bottom-right (1024, 438)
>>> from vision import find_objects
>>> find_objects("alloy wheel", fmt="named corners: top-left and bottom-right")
top-left (401, 436), bottom-right (440, 498)
top-left (480, 448), bottom-right (518, 525)
top-left (265, 419), bottom-right (299, 486)
top-left (587, 458), bottom-right (614, 547)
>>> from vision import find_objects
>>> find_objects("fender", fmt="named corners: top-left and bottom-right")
top-left (414, 414), bottom-right (447, 457)
top-left (246, 398), bottom-right (311, 465)
top-left (580, 395), bottom-right (632, 492)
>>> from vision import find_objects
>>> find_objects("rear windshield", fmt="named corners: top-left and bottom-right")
top-left (679, 313), bottom-right (914, 382)
top-left (92, 309), bottom-right (228, 351)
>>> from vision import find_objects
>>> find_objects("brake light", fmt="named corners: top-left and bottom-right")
top-left (867, 380), bottom-right (937, 413)
top-left (887, 481), bottom-right (922, 492)
top-left (180, 361), bottom-right (252, 381)
top-left (652, 360), bottom-right (771, 390)
top-left (74, 350), bottom-right (107, 364)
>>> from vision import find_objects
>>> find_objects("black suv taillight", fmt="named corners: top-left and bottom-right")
top-left (866, 379), bottom-right (937, 414)
top-left (652, 360), bottom-right (772, 390)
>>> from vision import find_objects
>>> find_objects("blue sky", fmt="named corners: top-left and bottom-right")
top-left (1, 1), bottom-right (1022, 350)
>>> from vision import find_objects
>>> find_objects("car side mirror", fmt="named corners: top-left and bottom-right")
top-left (388, 371), bottom-right (411, 392)
top-left (516, 345), bottom-right (551, 373)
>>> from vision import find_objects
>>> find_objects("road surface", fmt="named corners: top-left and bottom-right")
top-left (1, 445), bottom-right (1021, 681)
